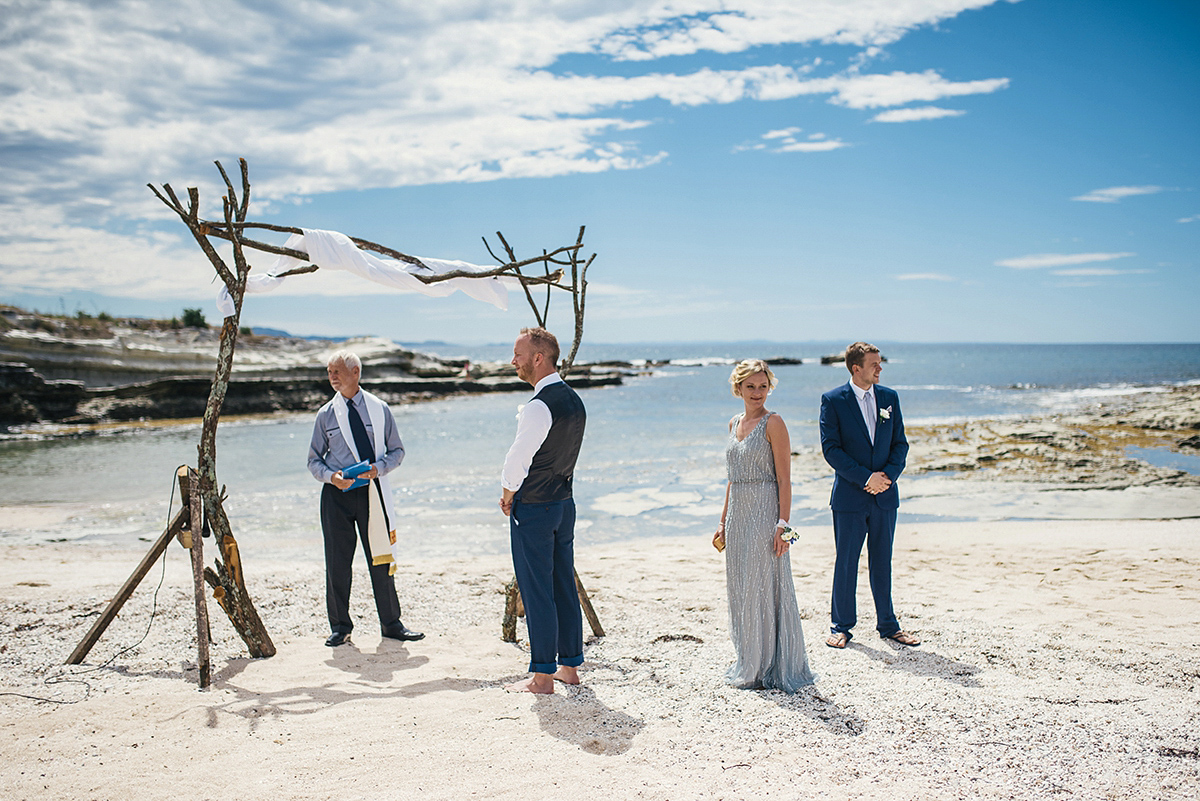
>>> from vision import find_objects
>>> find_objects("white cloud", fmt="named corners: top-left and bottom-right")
top-left (871, 106), bottom-right (966, 123)
top-left (817, 70), bottom-right (1008, 109)
top-left (996, 252), bottom-right (1136, 269)
top-left (777, 139), bottom-right (849, 152)
top-left (763, 127), bottom-right (803, 139)
top-left (1071, 185), bottom-right (1164, 203)
top-left (744, 128), bottom-right (847, 153)
top-left (597, 1), bottom-right (1008, 61)
top-left (1179, 214), bottom-right (1200, 223)
top-left (896, 273), bottom-right (955, 281)
top-left (1050, 268), bottom-right (1152, 277)
top-left (0, 0), bottom-right (1012, 299)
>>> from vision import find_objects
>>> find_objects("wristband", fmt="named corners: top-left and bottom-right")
top-left (777, 519), bottom-right (788, 529)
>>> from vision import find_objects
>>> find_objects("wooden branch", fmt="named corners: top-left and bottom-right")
top-left (275, 264), bottom-right (320, 278)
top-left (561, 226), bottom-right (592, 375)
top-left (187, 468), bottom-right (211, 688)
top-left (575, 570), bottom-right (605, 638)
top-left (237, 158), bottom-right (251, 220)
top-left (196, 223), bottom-right (576, 286)
top-left (540, 251), bottom-right (551, 324)
top-left (494, 232), bottom-right (546, 326)
top-left (215, 161), bottom-right (238, 215)
top-left (149, 181), bottom-right (237, 289)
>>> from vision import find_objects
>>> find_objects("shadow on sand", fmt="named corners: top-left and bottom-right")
top-left (529, 685), bottom-right (645, 755)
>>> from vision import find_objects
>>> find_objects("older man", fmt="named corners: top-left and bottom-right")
top-left (307, 350), bottom-right (423, 647)
top-left (500, 327), bottom-right (587, 693)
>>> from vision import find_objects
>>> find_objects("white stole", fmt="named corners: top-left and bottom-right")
top-left (332, 390), bottom-right (401, 573)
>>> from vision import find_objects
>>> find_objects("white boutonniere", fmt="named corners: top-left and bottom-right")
top-left (879, 406), bottom-right (892, 422)
top-left (516, 403), bottom-right (525, 420)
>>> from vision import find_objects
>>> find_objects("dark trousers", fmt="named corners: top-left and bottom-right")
top-left (510, 498), bottom-right (584, 674)
top-left (321, 483), bottom-right (401, 634)
top-left (831, 506), bottom-right (900, 637)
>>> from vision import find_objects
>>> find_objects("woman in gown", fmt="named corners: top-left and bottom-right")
top-left (713, 359), bottom-right (815, 692)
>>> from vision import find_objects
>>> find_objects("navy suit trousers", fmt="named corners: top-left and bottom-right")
top-left (510, 498), bottom-right (584, 674)
top-left (831, 505), bottom-right (900, 637)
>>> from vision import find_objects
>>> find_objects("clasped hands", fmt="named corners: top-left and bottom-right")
top-left (864, 471), bottom-right (891, 495)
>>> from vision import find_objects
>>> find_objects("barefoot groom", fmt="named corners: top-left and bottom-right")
top-left (499, 327), bottom-right (587, 693)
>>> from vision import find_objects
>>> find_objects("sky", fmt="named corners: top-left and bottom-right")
top-left (1, 0), bottom-right (1197, 345)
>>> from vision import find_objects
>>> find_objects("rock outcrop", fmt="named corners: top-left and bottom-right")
top-left (0, 307), bottom-right (622, 431)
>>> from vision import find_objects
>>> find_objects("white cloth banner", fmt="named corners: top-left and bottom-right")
top-left (216, 228), bottom-right (512, 317)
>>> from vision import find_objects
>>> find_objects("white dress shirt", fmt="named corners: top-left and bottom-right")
top-left (849, 381), bottom-right (877, 445)
top-left (501, 373), bottom-right (563, 491)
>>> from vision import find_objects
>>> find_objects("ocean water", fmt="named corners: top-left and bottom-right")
top-left (2, 343), bottom-right (1198, 557)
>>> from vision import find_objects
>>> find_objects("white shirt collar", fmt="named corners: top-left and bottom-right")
top-left (533, 372), bottom-right (563, 393)
top-left (849, 381), bottom-right (874, 403)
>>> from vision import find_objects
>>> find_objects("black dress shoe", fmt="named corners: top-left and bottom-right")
top-left (325, 631), bottom-right (351, 647)
top-left (381, 622), bottom-right (425, 641)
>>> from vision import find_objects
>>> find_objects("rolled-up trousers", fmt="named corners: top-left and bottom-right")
top-left (321, 483), bottom-right (401, 635)
top-left (510, 498), bottom-right (584, 674)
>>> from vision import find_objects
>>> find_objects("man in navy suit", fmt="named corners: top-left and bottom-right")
top-left (819, 342), bottom-right (920, 649)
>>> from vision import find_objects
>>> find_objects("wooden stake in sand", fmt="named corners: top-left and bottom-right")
top-left (185, 468), bottom-right (212, 688)
top-left (501, 571), bottom-right (605, 643)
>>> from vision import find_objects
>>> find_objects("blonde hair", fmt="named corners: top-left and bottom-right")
top-left (729, 359), bottom-right (777, 397)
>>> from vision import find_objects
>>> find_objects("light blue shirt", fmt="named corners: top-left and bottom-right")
top-left (307, 390), bottom-right (405, 484)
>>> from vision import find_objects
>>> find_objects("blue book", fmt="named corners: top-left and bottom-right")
top-left (341, 460), bottom-right (371, 492)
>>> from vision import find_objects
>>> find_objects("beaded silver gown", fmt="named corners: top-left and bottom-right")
top-left (724, 412), bottom-right (815, 692)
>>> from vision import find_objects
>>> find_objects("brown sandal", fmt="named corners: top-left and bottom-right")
top-left (825, 632), bottom-right (850, 649)
top-left (884, 630), bottom-right (921, 647)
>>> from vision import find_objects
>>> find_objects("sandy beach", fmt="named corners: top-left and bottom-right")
top-left (2, 509), bottom-right (1198, 800)
top-left (3, 387), bottom-right (1200, 799)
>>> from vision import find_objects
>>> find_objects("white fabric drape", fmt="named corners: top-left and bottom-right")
top-left (216, 228), bottom-right (512, 317)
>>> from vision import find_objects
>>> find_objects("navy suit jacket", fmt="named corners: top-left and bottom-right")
top-left (819, 382), bottom-right (908, 512)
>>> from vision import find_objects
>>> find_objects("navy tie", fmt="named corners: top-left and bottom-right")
top-left (347, 399), bottom-right (375, 464)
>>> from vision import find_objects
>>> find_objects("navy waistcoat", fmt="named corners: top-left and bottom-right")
top-left (518, 381), bottom-right (586, 503)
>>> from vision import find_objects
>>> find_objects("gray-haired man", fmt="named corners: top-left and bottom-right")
top-left (307, 350), bottom-right (423, 647)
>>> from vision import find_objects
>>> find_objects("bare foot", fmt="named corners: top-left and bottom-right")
top-left (505, 675), bottom-right (554, 694)
top-left (552, 666), bottom-right (580, 685)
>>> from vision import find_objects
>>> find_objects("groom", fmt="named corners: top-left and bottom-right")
top-left (819, 342), bottom-right (920, 649)
top-left (499, 327), bottom-right (587, 693)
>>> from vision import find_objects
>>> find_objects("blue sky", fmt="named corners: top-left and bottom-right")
top-left (1, 0), bottom-right (1196, 344)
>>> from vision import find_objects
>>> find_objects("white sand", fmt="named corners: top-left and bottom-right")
top-left (2, 516), bottom-right (1199, 800)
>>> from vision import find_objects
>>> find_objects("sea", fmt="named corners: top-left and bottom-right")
top-left (2, 342), bottom-right (1199, 558)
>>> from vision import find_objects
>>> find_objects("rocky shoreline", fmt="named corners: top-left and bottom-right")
top-left (784, 385), bottom-right (1200, 491)
top-left (905, 385), bottom-right (1200, 488)
top-left (0, 306), bottom-right (625, 434)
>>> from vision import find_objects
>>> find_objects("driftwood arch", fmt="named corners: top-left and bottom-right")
top-left (70, 159), bottom-right (596, 687)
